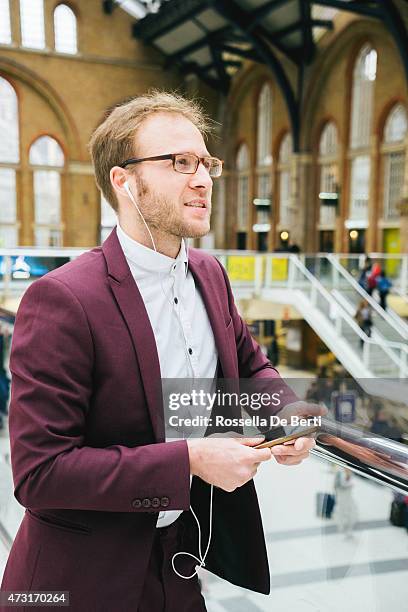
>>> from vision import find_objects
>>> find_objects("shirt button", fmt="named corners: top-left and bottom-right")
top-left (174, 297), bottom-right (178, 304)
top-left (173, 265), bottom-right (177, 270)
top-left (161, 496), bottom-right (170, 507)
top-left (188, 348), bottom-right (193, 355)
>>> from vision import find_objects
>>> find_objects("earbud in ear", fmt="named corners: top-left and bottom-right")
top-left (123, 180), bottom-right (133, 200)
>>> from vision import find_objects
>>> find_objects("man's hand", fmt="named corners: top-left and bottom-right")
top-left (187, 436), bottom-right (272, 492)
top-left (270, 436), bottom-right (316, 465)
top-left (271, 400), bottom-right (327, 465)
top-left (276, 400), bottom-right (327, 423)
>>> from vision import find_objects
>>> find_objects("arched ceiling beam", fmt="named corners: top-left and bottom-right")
top-left (267, 18), bottom-right (332, 41)
top-left (132, 0), bottom-right (205, 43)
top-left (209, 45), bottom-right (231, 94)
top-left (248, 0), bottom-right (294, 30)
top-left (300, 0), bottom-right (314, 64)
top-left (220, 44), bottom-right (262, 63)
top-left (162, 25), bottom-right (231, 68)
top-left (211, 0), bottom-right (300, 150)
top-left (380, 0), bottom-right (408, 83)
top-left (313, 0), bottom-right (381, 18)
top-left (181, 61), bottom-right (223, 92)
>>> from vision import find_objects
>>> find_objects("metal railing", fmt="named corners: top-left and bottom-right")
top-left (319, 254), bottom-right (408, 337)
top-left (328, 252), bottom-right (408, 298)
top-left (0, 248), bottom-right (407, 377)
top-left (287, 256), bottom-right (407, 378)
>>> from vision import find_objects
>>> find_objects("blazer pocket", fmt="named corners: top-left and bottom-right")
top-left (27, 510), bottom-right (92, 536)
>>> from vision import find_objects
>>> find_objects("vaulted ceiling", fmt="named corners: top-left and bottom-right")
top-left (103, 0), bottom-right (408, 150)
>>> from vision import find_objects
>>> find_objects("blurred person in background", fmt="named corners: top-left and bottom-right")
top-left (358, 260), bottom-right (371, 291)
top-left (267, 334), bottom-right (280, 366)
top-left (366, 262), bottom-right (381, 296)
top-left (355, 300), bottom-right (373, 348)
top-left (334, 468), bottom-right (358, 540)
top-left (376, 269), bottom-right (392, 310)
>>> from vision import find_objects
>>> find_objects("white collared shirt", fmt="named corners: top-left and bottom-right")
top-left (116, 224), bottom-right (218, 526)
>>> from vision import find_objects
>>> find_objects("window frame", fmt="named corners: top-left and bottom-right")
top-left (277, 133), bottom-right (294, 230)
top-left (29, 135), bottom-right (65, 247)
top-left (0, 77), bottom-right (20, 246)
top-left (381, 104), bottom-right (407, 222)
top-left (20, 0), bottom-right (46, 50)
top-left (54, 3), bottom-right (78, 55)
top-left (0, 0), bottom-right (12, 45)
top-left (235, 143), bottom-right (250, 233)
top-left (318, 122), bottom-right (339, 229)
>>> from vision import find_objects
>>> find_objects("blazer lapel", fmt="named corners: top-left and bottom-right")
top-left (102, 230), bottom-right (165, 442)
top-left (188, 254), bottom-right (233, 377)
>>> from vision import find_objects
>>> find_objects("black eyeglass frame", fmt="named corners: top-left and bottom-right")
top-left (119, 153), bottom-right (223, 177)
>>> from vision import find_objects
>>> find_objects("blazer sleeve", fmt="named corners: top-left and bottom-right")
top-left (9, 276), bottom-right (190, 513)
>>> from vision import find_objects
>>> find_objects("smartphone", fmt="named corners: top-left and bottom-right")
top-left (254, 425), bottom-right (320, 449)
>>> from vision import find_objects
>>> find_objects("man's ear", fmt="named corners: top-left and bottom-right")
top-left (110, 166), bottom-right (128, 196)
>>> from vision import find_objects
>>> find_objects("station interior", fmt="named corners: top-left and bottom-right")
top-left (1, 1), bottom-right (408, 610)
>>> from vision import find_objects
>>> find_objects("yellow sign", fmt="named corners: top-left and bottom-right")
top-left (383, 228), bottom-right (400, 277)
top-left (227, 256), bottom-right (255, 281)
top-left (271, 258), bottom-right (288, 281)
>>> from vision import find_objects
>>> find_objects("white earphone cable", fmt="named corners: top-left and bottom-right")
top-left (123, 182), bottom-right (157, 253)
top-left (123, 180), bottom-right (214, 580)
top-left (171, 484), bottom-right (214, 580)
top-left (123, 181), bottom-right (195, 367)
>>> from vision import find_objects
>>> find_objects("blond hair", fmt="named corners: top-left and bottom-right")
top-left (89, 91), bottom-right (214, 210)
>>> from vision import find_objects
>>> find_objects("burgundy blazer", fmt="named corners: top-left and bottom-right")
top-left (1, 229), bottom-right (297, 611)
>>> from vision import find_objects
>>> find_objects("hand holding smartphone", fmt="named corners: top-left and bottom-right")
top-left (254, 425), bottom-right (320, 449)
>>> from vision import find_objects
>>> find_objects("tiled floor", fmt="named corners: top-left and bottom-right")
top-left (1, 414), bottom-right (408, 611)
top-left (201, 457), bottom-right (408, 611)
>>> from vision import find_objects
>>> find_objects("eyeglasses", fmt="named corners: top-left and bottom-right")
top-left (119, 153), bottom-right (223, 178)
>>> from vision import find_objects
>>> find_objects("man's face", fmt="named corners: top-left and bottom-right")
top-left (126, 112), bottom-right (213, 239)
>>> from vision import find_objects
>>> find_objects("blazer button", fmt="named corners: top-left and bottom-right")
top-left (152, 497), bottom-right (160, 508)
top-left (132, 499), bottom-right (142, 509)
top-left (160, 496), bottom-right (170, 507)
top-left (142, 498), bottom-right (152, 508)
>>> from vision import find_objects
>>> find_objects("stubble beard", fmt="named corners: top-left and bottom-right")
top-left (135, 175), bottom-right (211, 239)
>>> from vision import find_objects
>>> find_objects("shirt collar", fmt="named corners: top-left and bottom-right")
top-left (116, 223), bottom-right (188, 277)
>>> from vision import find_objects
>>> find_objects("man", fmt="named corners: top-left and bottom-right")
top-left (1, 92), bottom-right (322, 611)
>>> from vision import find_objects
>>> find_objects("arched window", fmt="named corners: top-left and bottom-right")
top-left (0, 77), bottom-right (19, 246)
top-left (0, 0), bottom-right (12, 44)
top-left (100, 194), bottom-right (117, 243)
top-left (318, 122), bottom-right (338, 228)
top-left (278, 133), bottom-right (294, 229)
top-left (348, 46), bottom-right (376, 229)
top-left (29, 136), bottom-right (64, 246)
top-left (256, 83), bottom-right (272, 166)
top-left (54, 4), bottom-right (78, 54)
top-left (236, 144), bottom-right (250, 237)
top-left (319, 122), bottom-right (338, 157)
top-left (349, 155), bottom-right (370, 220)
top-left (0, 78), bottom-right (19, 163)
top-left (255, 84), bottom-right (272, 248)
top-left (382, 104), bottom-right (407, 220)
top-left (384, 104), bottom-right (408, 144)
top-left (350, 46), bottom-right (377, 149)
top-left (20, 0), bottom-right (45, 49)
